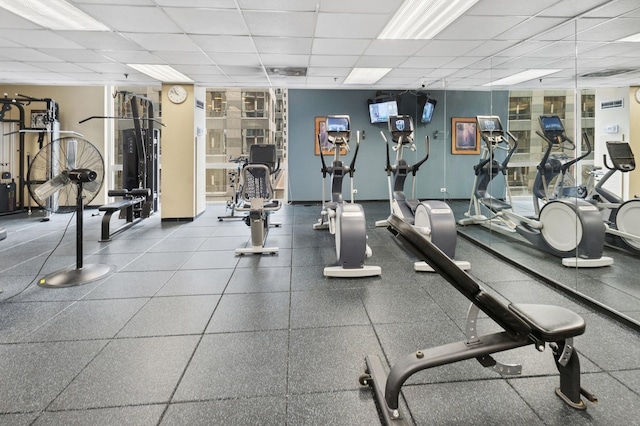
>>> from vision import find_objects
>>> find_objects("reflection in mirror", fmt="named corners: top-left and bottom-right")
top-left (454, 16), bottom-right (639, 328)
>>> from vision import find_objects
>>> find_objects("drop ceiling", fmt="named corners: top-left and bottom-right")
top-left (0, 0), bottom-right (639, 90)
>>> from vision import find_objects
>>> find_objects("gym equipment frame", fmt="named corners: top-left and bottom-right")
top-left (361, 215), bottom-right (596, 425)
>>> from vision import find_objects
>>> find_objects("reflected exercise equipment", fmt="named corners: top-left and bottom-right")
top-left (376, 114), bottom-right (469, 271)
top-left (587, 140), bottom-right (640, 253)
top-left (458, 115), bottom-right (612, 268)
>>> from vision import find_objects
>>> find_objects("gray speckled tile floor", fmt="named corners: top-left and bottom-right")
top-left (0, 202), bottom-right (638, 425)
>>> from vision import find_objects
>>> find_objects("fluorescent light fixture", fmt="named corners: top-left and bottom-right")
top-left (483, 69), bottom-right (562, 86)
top-left (127, 64), bottom-right (194, 83)
top-left (344, 68), bottom-right (392, 85)
top-left (618, 33), bottom-right (640, 42)
top-left (378, 0), bottom-right (479, 40)
top-left (0, 0), bottom-right (109, 31)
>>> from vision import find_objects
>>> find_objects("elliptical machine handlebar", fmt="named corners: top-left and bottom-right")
top-left (536, 130), bottom-right (591, 173)
top-left (349, 130), bottom-right (362, 177)
top-left (411, 136), bottom-right (430, 176)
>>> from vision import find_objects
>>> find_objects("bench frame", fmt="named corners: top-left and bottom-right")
top-left (99, 188), bottom-right (150, 242)
top-left (361, 214), bottom-right (596, 425)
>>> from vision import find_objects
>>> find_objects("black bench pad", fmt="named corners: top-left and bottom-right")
top-left (510, 303), bottom-right (585, 341)
top-left (99, 199), bottom-right (138, 212)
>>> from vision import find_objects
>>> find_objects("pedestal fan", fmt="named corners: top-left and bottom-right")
top-left (26, 137), bottom-right (112, 287)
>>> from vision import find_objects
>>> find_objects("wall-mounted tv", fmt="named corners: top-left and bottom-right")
top-left (368, 98), bottom-right (398, 124)
top-left (418, 96), bottom-right (437, 124)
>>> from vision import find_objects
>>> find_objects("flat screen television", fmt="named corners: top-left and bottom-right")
top-left (418, 96), bottom-right (437, 123)
top-left (368, 99), bottom-right (398, 124)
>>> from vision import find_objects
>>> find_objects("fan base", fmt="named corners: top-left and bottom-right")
top-left (38, 263), bottom-right (113, 288)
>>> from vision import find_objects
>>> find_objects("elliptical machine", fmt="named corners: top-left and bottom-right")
top-left (533, 115), bottom-right (592, 215)
top-left (313, 115), bottom-right (381, 277)
top-left (376, 115), bottom-right (470, 271)
top-left (458, 115), bottom-right (612, 268)
top-left (588, 140), bottom-right (640, 253)
top-left (537, 116), bottom-right (640, 254)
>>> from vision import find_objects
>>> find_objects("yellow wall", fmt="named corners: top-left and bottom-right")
top-left (160, 84), bottom-right (206, 219)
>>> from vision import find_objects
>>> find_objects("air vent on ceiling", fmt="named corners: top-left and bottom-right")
top-left (580, 68), bottom-right (636, 78)
top-left (267, 67), bottom-right (307, 76)
top-left (601, 99), bottom-right (624, 110)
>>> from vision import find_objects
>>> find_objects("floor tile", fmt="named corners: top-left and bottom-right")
top-left (173, 330), bottom-right (288, 401)
top-left (161, 397), bottom-right (286, 426)
top-left (206, 292), bottom-right (289, 333)
top-left (49, 335), bottom-right (199, 410)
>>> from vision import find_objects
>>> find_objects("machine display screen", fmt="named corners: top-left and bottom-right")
top-left (476, 116), bottom-right (503, 132)
top-left (326, 116), bottom-right (350, 132)
top-left (606, 141), bottom-right (634, 161)
top-left (388, 115), bottom-right (413, 134)
top-left (540, 115), bottom-right (564, 132)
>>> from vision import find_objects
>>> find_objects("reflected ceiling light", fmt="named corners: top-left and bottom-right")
top-left (378, 0), bottom-right (480, 40)
top-left (618, 33), bottom-right (640, 42)
top-left (344, 68), bottom-right (392, 85)
top-left (0, 0), bottom-right (109, 31)
top-left (127, 64), bottom-right (193, 83)
top-left (483, 69), bottom-right (562, 86)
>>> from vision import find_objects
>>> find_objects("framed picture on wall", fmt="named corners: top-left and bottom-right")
top-left (451, 117), bottom-right (480, 155)
top-left (315, 116), bottom-right (346, 156)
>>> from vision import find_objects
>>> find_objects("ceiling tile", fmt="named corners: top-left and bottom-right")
top-left (253, 37), bottom-right (312, 55)
top-left (243, 11), bottom-right (316, 37)
top-left (319, 0), bottom-right (403, 14)
top-left (0, 48), bottom-right (62, 62)
top-left (312, 39), bottom-right (371, 56)
top-left (125, 33), bottom-right (201, 51)
top-left (363, 40), bottom-right (427, 56)
top-left (190, 35), bottom-right (255, 53)
top-left (437, 16), bottom-right (528, 40)
top-left (414, 40), bottom-right (484, 57)
top-left (152, 51), bottom-right (214, 65)
top-left (260, 54), bottom-right (309, 67)
top-left (315, 13), bottom-right (389, 39)
top-left (238, 0), bottom-right (318, 12)
top-left (56, 32), bottom-right (143, 50)
top-left (164, 7), bottom-right (247, 35)
top-left (309, 55), bottom-right (358, 67)
top-left (207, 52), bottom-right (262, 66)
top-left (78, 5), bottom-right (183, 33)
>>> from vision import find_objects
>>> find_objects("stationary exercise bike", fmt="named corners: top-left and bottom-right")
top-left (313, 115), bottom-right (381, 277)
top-left (458, 115), bottom-right (612, 268)
top-left (234, 144), bottom-right (281, 255)
top-left (218, 155), bottom-right (249, 221)
top-left (587, 140), bottom-right (640, 253)
top-left (376, 115), bottom-right (470, 271)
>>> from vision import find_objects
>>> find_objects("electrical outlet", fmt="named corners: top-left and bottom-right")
top-left (440, 187), bottom-right (446, 193)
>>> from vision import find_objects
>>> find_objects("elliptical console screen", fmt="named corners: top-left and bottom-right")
top-left (326, 116), bottom-right (350, 132)
top-left (539, 115), bottom-right (564, 132)
top-left (388, 115), bottom-right (413, 134)
top-left (606, 142), bottom-right (635, 170)
top-left (476, 116), bottom-right (503, 133)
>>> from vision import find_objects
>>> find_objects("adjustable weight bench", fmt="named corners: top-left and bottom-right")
top-left (99, 188), bottom-right (151, 242)
top-left (361, 214), bottom-right (596, 425)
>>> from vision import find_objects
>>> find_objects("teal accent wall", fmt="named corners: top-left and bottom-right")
top-left (288, 89), bottom-right (508, 202)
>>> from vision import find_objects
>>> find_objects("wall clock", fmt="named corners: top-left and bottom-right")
top-left (167, 85), bottom-right (188, 104)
